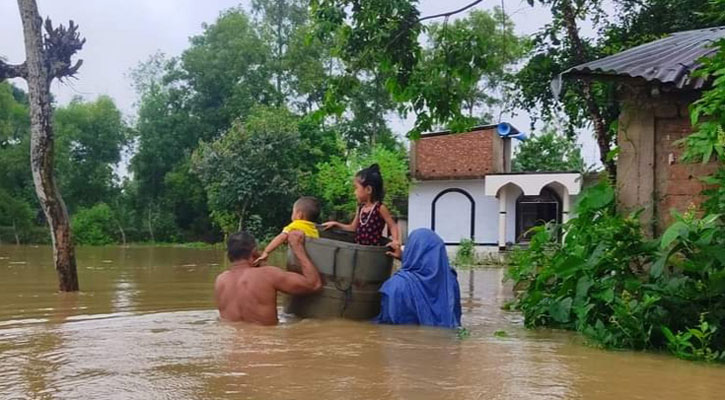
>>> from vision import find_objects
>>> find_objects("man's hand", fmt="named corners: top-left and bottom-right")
top-left (287, 230), bottom-right (306, 248)
top-left (273, 230), bottom-right (322, 295)
top-left (321, 221), bottom-right (338, 231)
top-left (253, 251), bottom-right (269, 266)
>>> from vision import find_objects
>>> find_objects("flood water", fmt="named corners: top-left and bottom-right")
top-left (1, 245), bottom-right (723, 399)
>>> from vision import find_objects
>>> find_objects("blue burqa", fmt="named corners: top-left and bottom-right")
top-left (376, 229), bottom-right (462, 328)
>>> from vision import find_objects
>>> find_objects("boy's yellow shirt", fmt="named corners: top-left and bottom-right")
top-left (283, 220), bottom-right (319, 238)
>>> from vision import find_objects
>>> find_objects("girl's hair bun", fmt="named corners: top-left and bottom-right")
top-left (369, 163), bottom-right (380, 173)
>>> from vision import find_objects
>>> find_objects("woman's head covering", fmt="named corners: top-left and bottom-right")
top-left (376, 229), bottom-right (462, 328)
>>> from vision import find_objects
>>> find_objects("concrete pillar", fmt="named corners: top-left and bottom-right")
top-left (618, 91), bottom-right (655, 236)
top-left (562, 191), bottom-right (571, 223)
top-left (498, 188), bottom-right (507, 251)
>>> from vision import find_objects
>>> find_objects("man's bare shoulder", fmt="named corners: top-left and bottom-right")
top-left (215, 270), bottom-right (229, 282)
top-left (215, 266), bottom-right (285, 286)
top-left (255, 265), bottom-right (286, 275)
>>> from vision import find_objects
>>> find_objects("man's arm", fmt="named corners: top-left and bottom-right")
top-left (271, 231), bottom-right (322, 295)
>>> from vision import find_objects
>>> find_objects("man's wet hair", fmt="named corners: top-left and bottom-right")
top-left (227, 231), bottom-right (257, 262)
top-left (294, 196), bottom-right (320, 222)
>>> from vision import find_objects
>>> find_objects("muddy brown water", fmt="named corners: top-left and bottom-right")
top-left (1, 245), bottom-right (723, 399)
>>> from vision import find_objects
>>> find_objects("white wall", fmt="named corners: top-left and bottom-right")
top-left (408, 180), bottom-right (517, 245)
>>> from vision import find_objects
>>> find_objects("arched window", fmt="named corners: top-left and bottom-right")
top-left (431, 189), bottom-right (475, 244)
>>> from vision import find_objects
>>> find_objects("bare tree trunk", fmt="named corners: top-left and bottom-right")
top-left (17, 0), bottom-right (79, 291)
top-left (560, 0), bottom-right (616, 180)
top-left (237, 199), bottom-right (249, 232)
top-left (117, 220), bottom-right (127, 246)
top-left (12, 220), bottom-right (20, 245)
top-left (146, 205), bottom-right (155, 243)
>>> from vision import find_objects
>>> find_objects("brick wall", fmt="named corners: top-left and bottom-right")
top-left (411, 127), bottom-right (504, 180)
top-left (655, 116), bottom-right (719, 230)
top-left (618, 88), bottom-right (721, 235)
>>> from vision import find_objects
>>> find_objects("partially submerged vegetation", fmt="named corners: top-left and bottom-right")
top-left (452, 239), bottom-right (509, 269)
top-left (507, 180), bottom-right (725, 361)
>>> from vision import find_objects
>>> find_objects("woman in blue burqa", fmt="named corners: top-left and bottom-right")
top-left (377, 228), bottom-right (462, 328)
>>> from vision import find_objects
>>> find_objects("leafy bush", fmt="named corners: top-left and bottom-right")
top-left (662, 314), bottom-right (724, 362)
top-left (453, 239), bottom-right (476, 268)
top-left (0, 226), bottom-right (50, 245)
top-left (508, 180), bottom-right (661, 349)
top-left (72, 203), bottom-right (117, 245)
top-left (508, 179), bottom-right (725, 360)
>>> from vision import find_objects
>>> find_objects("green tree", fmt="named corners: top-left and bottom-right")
top-left (254, 0), bottom-right (401, 149)
top-left (310, 1), bottom-right (527, 136)
top-left (163, 161), bottom-right (216, 242)
top-left (129, 54), bottom-right (209, 241)
top-left (179, 8), bottom-right (274, 138)
top-left (284, 23), bottom-right (330, 113)
top-left (251, 0), bottom-right (309, 105)
top-left (413, 8), bottom-right (528, 128)
top-left (0, 82), bottom-right (29, 146)
top-left (125, 3), bottom-right (412, 242)
top-left (191, 105), bottom-right (302, 236)
top-left (513, 0), bottom-right (616, 177)
top-left (0, 188), bottom-right (34, 245)
top-left (314, 145), bottom-right (409, 220)
top-left (513, 127), bottom-right (585, 172)
top-left (72, 203), bottom-right (116, 246)
top-left (514, 0), bottom-right (719, 178)
top-left (0, 83), bottom-right (35, 209)
top-left (54, 96), bottom-right (128, 212)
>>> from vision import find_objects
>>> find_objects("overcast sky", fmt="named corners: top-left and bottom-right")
top-left (1, 0), bottom-right (604, 167)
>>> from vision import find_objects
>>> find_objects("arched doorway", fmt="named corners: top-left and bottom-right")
top-left (431, 188), bottom-right (475, 244)
top-left (515, 187), bottom-right (561, 242)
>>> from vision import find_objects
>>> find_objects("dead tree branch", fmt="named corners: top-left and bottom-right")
top-left (0, 60), bottom-right (28, 80)
top-left (43, 18), bottom-right (85, 80)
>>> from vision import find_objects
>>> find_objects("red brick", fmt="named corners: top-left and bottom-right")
top-left (654, 115), bottom-right (720, 231)
top-left (666, 179), bottom-right (706, 195)
top-left (412, 127), bottom-right (501, 180)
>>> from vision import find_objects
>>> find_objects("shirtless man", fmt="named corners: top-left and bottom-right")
top-left (214, 230), bottom-right (322, 325)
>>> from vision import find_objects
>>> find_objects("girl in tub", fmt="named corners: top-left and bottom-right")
top-left (322, 164), bottom-right (401, 250)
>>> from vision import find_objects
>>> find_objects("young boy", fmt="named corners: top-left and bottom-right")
top-left (254, 196), bottom-right (320, 265)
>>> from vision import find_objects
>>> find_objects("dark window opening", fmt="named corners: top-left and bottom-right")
top-left (515, 187), bottom-right (561, 243)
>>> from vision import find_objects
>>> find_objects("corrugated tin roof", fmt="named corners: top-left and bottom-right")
top-left (554, 26), bottom-right (725, 93)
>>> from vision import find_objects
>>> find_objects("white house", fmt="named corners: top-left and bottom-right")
top-left (407, 124), bottom-right (581, 253)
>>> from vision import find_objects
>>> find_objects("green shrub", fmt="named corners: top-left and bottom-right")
top-left (0, 225), bottom-right (50, 244)
top-left (72, 203), bottom-right (117, 245)
top-left (507, 179), bottom-right (725, 360)
top-left (508, 180), bottom-right (662, 349)
top-left (453, 239), bottom-right (476, 267)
